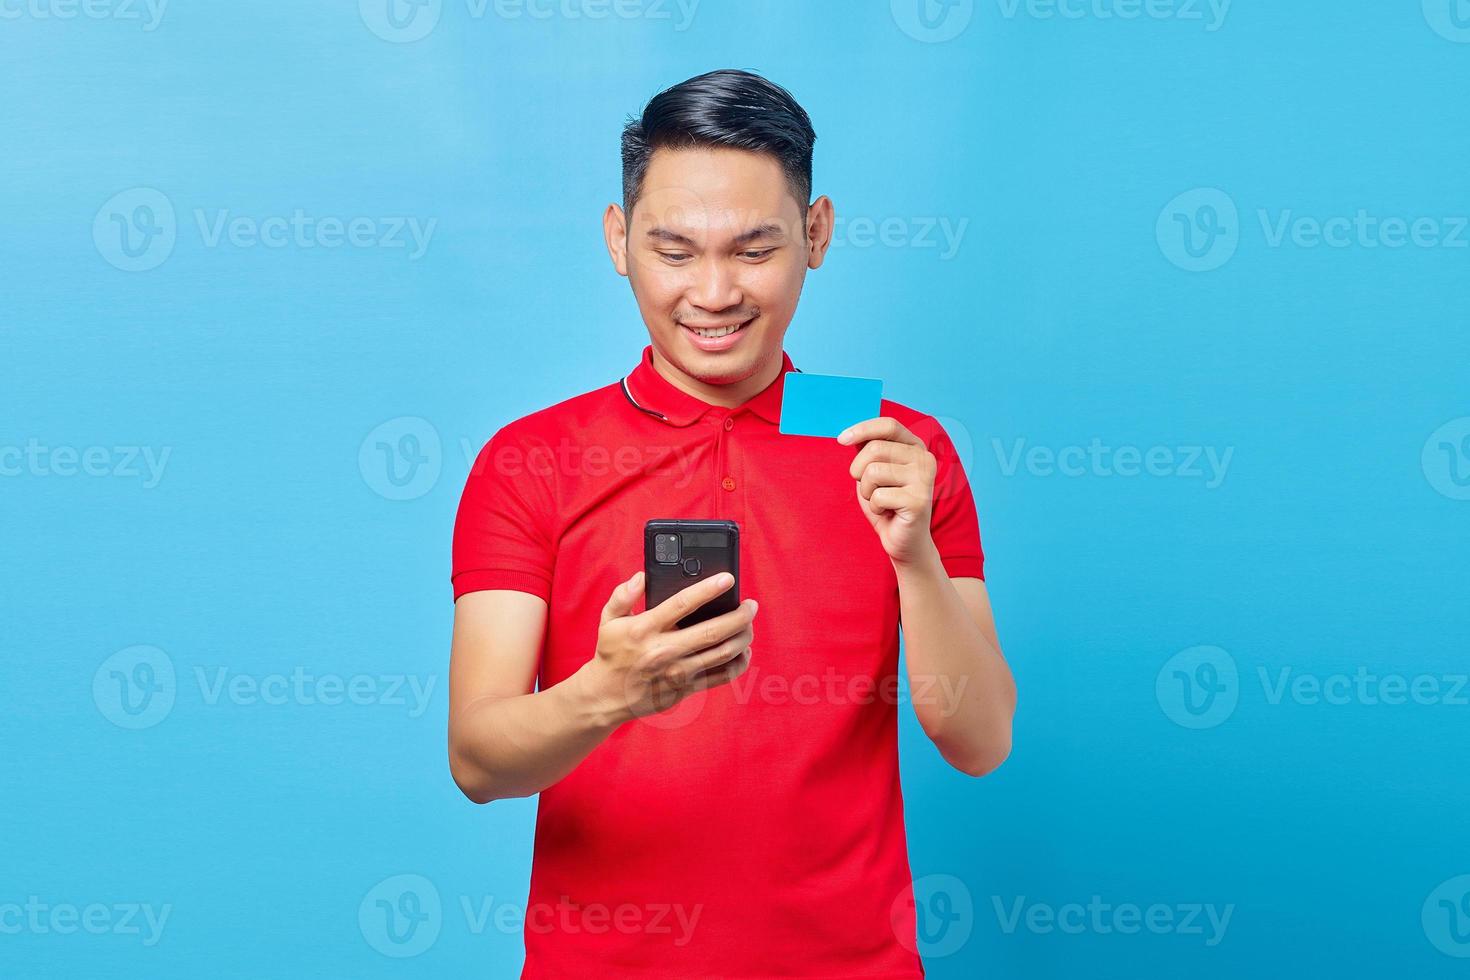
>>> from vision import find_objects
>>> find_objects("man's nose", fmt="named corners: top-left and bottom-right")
top-left (686, 257), bottom-right (743, 312)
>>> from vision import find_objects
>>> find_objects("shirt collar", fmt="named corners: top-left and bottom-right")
top-left (621, 344), bottom-right (799, 427)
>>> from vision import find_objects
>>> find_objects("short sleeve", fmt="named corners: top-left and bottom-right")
top-left (913, 416), bottom-right (985, 581)
top-left (450, 425), bottom-right (557, 601)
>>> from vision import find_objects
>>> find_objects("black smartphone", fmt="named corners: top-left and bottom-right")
top-left (643, 519), bottom-right (740, 629)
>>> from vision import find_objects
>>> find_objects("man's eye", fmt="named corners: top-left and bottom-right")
top-left (659, 252), bottom-right (692, 262)
top-left (739, 249), bottom-right (775, 260)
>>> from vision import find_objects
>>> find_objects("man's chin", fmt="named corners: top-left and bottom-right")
top-left (658, 332), bottom-right (744, 375)
top-left (678, 348), bottom-right (763, 386)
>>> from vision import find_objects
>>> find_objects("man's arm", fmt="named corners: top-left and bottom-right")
top-left (448, 572), bottom-right (758, 804)
top-left (838, 415), bottom-right (1017, 778)
top-left (894, 559), bottom-right (1015, 776)
top-left (448, 590), bottom-right (619, 803)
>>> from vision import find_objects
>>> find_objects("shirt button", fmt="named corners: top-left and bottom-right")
top-left (721, 476), bottom-right (736, 492)
top-left (723, 417), bottom-right (734, 431)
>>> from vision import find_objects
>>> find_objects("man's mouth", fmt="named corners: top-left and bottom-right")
top-left (681, 317), bottom-right (754, 339)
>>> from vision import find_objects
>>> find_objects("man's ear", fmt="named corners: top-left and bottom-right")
top-left (603, 203), bottom-right (629, 277)
top-left (805, 195), bottom-right (835, 270)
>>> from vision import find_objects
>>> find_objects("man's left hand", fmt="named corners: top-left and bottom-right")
top-left (837, 417), bottom-right (938, 567)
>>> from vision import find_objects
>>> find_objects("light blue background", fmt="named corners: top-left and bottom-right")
top-left (4, 1), bottom-right (1467, 976)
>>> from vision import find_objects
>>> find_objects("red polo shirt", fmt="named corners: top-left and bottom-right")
top-left (452, 344), bottom-right (985, 979)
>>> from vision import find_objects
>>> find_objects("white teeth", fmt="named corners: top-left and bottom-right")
top-left (690, 322), bottom-right (744, 338)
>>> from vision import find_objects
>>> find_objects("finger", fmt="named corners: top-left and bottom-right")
top-left (661, 597), bottom-right (758, 658)
top-left (857, 460), bottom-right (912, 499)
top-left (665, 629), bottom-right (752, 686)
top-left (848, 439), bottom-right (918, 479)
top-left (600, 570), bottom-right (644, 625)
top-left (684, 647), bottom-right (753, 693)
top-left (865, 485), bottom-right (912, 517)
top-left (852, 437), bottom-right (917, 481)
top-left (836, 416), bottom-right (921, 448)
top-left (835, 416), bottom-right (889, 446)
top-left (643, 571), bottom-right (736, 631)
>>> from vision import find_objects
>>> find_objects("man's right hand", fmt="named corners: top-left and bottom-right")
top-left (578, 570), bottom-right (757, 725)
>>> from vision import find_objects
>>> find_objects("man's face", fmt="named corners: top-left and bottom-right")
top-left (607, 146), bottom-right (830, 387)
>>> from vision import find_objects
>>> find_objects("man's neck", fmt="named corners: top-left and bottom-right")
top-left (649, 347), bottom-right (784, 409)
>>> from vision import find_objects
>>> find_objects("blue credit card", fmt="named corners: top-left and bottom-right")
top-left (778, 372), bottom-right (884, 438)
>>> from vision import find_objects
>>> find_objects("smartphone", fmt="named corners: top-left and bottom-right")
top-left (643, 519), bottom-right (740, 629)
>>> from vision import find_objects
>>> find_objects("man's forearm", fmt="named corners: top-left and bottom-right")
top-left (895, 545), bottom-right (1016, 776)
top-left (449, 667), bottom-right (622, 803)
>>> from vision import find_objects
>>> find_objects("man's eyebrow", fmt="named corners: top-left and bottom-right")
top-left (646, 227), bottom-right (697, 246)
top-left (732, 222), bottom-right (788, 245)
top-left (644, 222), bottom-right (789, 248)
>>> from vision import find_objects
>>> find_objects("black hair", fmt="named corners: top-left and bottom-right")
top-left (620, 69), bottom-right (816, 218)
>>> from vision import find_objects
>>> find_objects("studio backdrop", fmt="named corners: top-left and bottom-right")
top-left (3, 1), bottom-right (1467, 977)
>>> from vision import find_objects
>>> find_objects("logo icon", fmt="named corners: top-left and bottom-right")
top-left (1424, 0), bottom-right (1470, 42)
top-left (1157, 188), bottom-right (1239, 272)
top-left (891, 0), bottom-right (974, 43)
top-left (93, 645), bottom-right (176, 729)
top-left (893, 874), bottom-right (973, 958)
top-left (920, 414), bottom-right (975, 502)
top-left (359, 874), bottom-right (442, 957)
top-left (1423, 875), bottom-right (1470, 957)
top-left (633, 685), bottom-right (709, 732)
top-left (360, 0), bottom-right (441, 42)
top-left (93, 188), bottom-right (177, 273)
top-left (1156, 645), bottom-right (1238, 729)
top-left (359, 417), bottom-right (442, 500)
top-left (1423, 417), bottom-right (1470, 500)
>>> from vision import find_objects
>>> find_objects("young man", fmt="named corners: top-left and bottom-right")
top-left (449, 69), bottom-right (1015, 978)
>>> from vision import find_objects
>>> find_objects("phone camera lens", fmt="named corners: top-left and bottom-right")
top-left (654, 533), bottom-right (680, 564)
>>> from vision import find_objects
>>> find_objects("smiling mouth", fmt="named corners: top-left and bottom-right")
top-left (682, 317), bottom-right (754, 339)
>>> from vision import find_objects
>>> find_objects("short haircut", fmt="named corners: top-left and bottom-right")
top-left (620, 69), bottom-right (817, 219)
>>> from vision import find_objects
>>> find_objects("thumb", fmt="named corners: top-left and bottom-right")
top-left (600, 570), bottom-right (644, 625)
